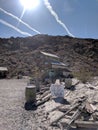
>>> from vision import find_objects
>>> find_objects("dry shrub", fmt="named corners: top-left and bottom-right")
top-left (72, 68), bottom-right (92, 83)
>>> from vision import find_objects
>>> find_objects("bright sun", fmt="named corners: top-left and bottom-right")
top-left (20, 0), bottom-right (40, 10)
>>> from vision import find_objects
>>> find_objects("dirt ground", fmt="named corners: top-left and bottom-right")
top-left (0, 79), bottom-right (44, 130)
top-left (0, 79), bottom-right (61, 130)
top-left (0, 78), bottom-right (98, 130)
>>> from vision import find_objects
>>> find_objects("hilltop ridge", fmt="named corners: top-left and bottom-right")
top-left (0, 34), bottom-right (98, 78)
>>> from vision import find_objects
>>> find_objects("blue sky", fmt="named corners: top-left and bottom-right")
top-left (0, 0), bottom-right (98, 39)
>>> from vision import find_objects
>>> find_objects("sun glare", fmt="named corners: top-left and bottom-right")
top-left (20, 0), bottom-right (40, 10)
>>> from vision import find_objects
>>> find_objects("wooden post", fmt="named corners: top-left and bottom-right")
top-left (35, 77), bottom-right (40, 92)
top-left (65, 78), bottom-right (72, 89)
top-left (34, 66), bottom-right (40, 92)
top-left (25, 85), bottom-right (36, 103)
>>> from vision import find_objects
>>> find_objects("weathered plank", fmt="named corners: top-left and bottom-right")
top-left (50, 103), bottom-right (80, 125)
top-left (36, 94), bottom-right (51, 106)
top-left (75, 120), bottom-right (98, 128)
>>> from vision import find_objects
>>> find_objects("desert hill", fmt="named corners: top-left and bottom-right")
top-left (0, 34), bottom-right (98, 79)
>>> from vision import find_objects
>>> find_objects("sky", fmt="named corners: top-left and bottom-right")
top-left (0, 0), bottom-right (98, 39)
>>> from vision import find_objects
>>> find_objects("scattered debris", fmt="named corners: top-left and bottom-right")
top-left (0, 78), bottom-right (98, 130)
top-left (23, 75), bottom-right (98, 129)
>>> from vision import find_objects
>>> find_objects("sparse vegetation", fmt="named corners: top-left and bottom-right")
top-left (72, 67), bottom-right (93, 83)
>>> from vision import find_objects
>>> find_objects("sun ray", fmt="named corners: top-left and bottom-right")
top-left (17, 7), bottom-right (25, 27)
top-left (0, 7), bottom-right (41, 34)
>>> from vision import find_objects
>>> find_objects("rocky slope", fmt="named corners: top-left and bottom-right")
top-left (0, 34), bottom-right (98, 78)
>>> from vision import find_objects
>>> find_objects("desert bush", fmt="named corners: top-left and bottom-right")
top-left (72, 68), bottom-right (92, 83)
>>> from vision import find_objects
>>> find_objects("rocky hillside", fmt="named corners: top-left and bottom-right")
top-left (0, 34), bottom-right (98, 78)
